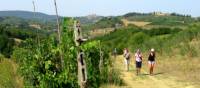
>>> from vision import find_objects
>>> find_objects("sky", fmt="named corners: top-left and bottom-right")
top-left (0, 0), bottom-right (200, 17)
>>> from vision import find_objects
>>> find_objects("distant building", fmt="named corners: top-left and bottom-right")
top-left (86, 14), bottom-right (97, 20)
top-left (153, 12), bottom-right (170, 16)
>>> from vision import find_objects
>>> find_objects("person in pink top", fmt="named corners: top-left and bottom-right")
top-left (135, 49), bottom-right (143, 75)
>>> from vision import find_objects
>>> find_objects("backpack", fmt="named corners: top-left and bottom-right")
top-left (125, 53), bottom-right (130, 60)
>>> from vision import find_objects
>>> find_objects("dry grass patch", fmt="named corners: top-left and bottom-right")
top-left (0, 58), bottom-right (23, 88)
top-left (121, 19), bottom-right (151, 27)
top-left (156, 55), bottom-right (200, 87)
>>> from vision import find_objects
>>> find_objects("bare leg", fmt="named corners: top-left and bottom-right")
top-left (149, 63), bottom-right (152, 75)
top-left (139, 68), bottom-right (141, 75)
top-left (151, 63), bottom-right (155, 75)
top-left (127, 63), bottom-right (129, 71)
top-left (124, 59), bottom-right (127, 71)
top-left (136, 68), bottom-right (139, 75)
top-left (150, 67), bottom-right (153, 75)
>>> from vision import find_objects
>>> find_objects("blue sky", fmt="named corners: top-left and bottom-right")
top-left (0, 0), bottom-right (199, 17)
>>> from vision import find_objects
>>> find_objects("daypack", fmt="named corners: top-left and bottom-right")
top-left (124, 53), bottom-right (130, 60)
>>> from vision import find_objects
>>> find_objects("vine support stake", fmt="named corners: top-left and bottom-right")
top-left (99, 41), bottom-right (103, 74)
top-left (74, 21), bottom-right (87, 88)
top-left (53, 0), bottom-right (61, 43)
top-left (53, 0), bottom-right (64, 69)
top-left (32, 0), bottom-right (40, 46)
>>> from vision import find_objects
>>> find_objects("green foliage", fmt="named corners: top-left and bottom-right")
top-left (75, 16), bottom-right (102, 25)
top-left (125, 14), bottom-right (195, 26)
top-left (82, 17), bottom-right (123, 31)
top-left (143, 27), bottom-right (182, 36)
top-left (0, 17), bottom-right (49, 57)
top-left (95, 17), bottom-right (123, 28)
top-left (179, 43), bottom-right (198, 57)
top-left (0, 54), bottom-right (3, 62)
top-left (12, 17), bottom-right (116, 88)
top-left (0, 34), bottom-right (14, 58)
top-left (81, 41), bottom-right (106, 87)
top-left (97, 24), bottom-right (200, 56)
top-left (13, 19), bottom-right (78, 87)
top-left (82, 41), bottom-right (123, 86)
top-left (123, 12), bottom-right (151, 17)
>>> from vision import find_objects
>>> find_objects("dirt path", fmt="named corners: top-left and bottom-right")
top-left (111, 55), bottom-right (195, 88)
top-left (10, 60), bottom-right (23, 88)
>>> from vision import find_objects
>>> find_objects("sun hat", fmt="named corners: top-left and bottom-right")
top-left (151, 48), bottom-right (155, 52)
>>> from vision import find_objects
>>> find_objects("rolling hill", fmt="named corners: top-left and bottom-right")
top-left (0, 10), bottom-right (57, 21)
top-left (75, 14), bottom-right (103, 24)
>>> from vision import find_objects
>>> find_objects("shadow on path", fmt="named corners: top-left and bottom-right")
top-left (140, 72), bottom-right (165, 76)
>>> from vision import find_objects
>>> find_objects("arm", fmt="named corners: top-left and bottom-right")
top-left (140, 54), bottom-right (143, 61)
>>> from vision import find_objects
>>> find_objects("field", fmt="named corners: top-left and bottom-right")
top-left (121, 19), bottom-right (151, 27)
top-left (89, 28), bottom-right (114, 38)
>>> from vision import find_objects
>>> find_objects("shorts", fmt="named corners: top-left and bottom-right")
top-left (148, 61), bottom-right (155, 64)
top-left (136, 61), bottom-right (142, 68)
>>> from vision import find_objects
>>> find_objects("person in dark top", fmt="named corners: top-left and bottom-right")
top-left (113, 48), bottom-right (117, 59)
top-left (148, 48), bottom-right (156, 75)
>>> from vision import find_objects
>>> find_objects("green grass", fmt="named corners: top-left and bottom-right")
top-left (96, 23), bottom-right (200, 87)
top-left (0, 58), bottom-right (23, 88)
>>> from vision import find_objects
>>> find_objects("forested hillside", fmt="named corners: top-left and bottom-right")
top-left (0, 11), bottom-right (57, 21)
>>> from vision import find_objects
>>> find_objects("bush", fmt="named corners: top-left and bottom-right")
top-left (12, 18), bottom-right (118, 88)
top-left (129, 32), bottom-right (149, 51)
top-left (0, 54), bottom-right (4, 62)
top-left (12, 18), bottom-right (79, 87)
top-left (179, 43), bottom-right (198, 57)
top-left (97, 23), bottom-right (200, 57)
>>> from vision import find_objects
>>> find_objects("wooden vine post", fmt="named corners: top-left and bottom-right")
top-left (99, 41), bottom-right (103, 73)
top-left (74, 21), bottom-right (87, 88)
top-left (32, 1), bottom-right (40, 46)
top-left (53, 0), bottom-right (64, 69)
top-left (53, 0), bottom-right (61, 43)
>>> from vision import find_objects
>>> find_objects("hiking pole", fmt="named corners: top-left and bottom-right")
top-left (53, 0), bottom-right (64, 69)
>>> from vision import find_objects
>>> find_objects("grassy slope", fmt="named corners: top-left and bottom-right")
top-left (125, 15), bottom-right (194, 25)
top-left (98, 23), bottom-right (200, 87)
top-left (101, 54), bottom-right (200, 88)
top-left (121, 19), bottom-right (151, 27)
top-left (0, 58), bottom-right (23, 88)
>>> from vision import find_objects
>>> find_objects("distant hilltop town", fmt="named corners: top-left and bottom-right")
top-left (152, 12), bottom-right (170, 16)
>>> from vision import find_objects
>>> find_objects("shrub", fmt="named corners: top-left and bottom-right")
top-left (12, 18), bottom-right (118, 88)
top-left (179, 43), bottom-right (198, 57)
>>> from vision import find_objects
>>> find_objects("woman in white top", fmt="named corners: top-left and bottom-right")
top-left (123, 48), bottom-right (130, 71)
top-left (135, 49), bottom-right (142, 75)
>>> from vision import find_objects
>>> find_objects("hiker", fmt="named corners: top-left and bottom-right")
top-left (123, 48), bottom-right (130, 71)
top-left (148, 48), bottom-right (156, 75)
top-left (135, 49), bottom-right (142, 75)
top-left (113, 48), bottom-right (117, 58)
